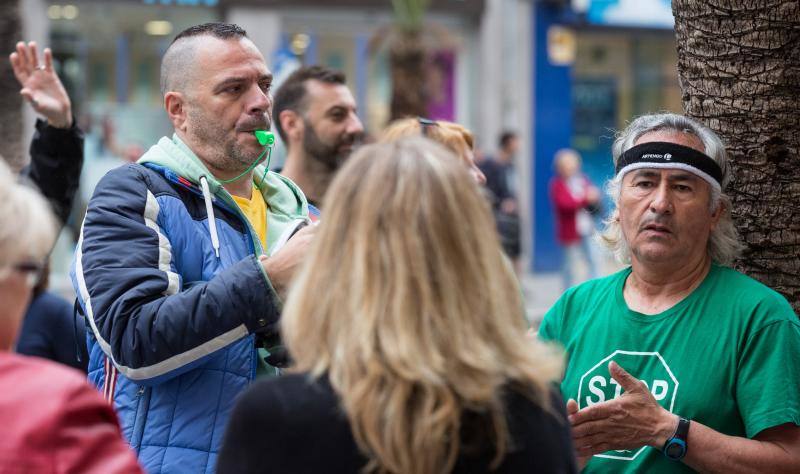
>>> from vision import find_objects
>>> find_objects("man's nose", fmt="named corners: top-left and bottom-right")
top-left (346, 112), bottom-right (364, 136)
top-left (649, 182), bottom-right (673, 214)
top-left (247, 85), bottom-right (270, 115)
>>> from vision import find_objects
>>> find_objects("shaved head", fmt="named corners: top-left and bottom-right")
top-left (160, 40), bottom-right (199, 96)
top-left (160, 22), bottom-right (248, 96)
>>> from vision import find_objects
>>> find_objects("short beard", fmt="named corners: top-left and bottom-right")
top-left (187, 107), bottom-right (264, 172)
top-left (301, 118), bottom-right (355, 171)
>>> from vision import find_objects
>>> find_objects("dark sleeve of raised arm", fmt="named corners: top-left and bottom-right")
top-left (23, 119), bottom-right (84, 225)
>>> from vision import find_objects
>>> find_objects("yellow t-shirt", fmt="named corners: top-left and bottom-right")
top-left (231, 186), bottom-right (268, 252)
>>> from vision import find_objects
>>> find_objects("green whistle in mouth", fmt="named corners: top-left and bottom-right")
top-left (254, 130), bottom-right (275, 147)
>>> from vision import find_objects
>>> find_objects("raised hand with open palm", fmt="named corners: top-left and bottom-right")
top-left (9, 41), bottom-right (72, 129)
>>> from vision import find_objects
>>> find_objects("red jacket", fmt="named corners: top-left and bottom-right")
top-left (0, 353), bottom-right (142, 473)
top-left (549, 176), bottom-right (589, 244)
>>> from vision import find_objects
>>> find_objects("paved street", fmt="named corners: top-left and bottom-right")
top-left (522, 272), bottom-right (563, 328)
top-left (523, 251), bottom-right (623, 328)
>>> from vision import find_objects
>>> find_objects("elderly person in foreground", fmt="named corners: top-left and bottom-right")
top-left (0, 160), bottom-right (141, 472)
top-left (539, 113), bottom-right (800, 473)
top-left (217, 137), bottom-right (577, 473)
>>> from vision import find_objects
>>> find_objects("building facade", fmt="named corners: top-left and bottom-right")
top-left (22, 0), bottom-right (679, 279)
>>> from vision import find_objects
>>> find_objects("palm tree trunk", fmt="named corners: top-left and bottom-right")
top-left (673, 0), bottom-right (800, 312)
top-left (0, 0), bottom-right (23, 171)
top-left (387, 0), bottom-right (432, 121)
top-left (389, 29), bottom-right (429, 120)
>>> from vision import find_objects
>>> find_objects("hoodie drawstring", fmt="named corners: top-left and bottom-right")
top-left (199, 175), bottom-right (221, 258)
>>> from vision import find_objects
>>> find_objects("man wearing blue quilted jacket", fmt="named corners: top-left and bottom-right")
top-left (71, 23), bottom-right (315, 473)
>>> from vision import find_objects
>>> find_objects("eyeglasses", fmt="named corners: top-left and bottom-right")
top-left (12, 261), bottom-right (44, 287)
top-left (418, 117), bottom-right (439, 137)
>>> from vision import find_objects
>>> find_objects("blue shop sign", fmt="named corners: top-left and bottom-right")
top-left (579, 0), bottom-right (674, 29)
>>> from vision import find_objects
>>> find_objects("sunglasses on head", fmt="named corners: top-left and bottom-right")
top-left (418, 117), bottom-right (439, 137)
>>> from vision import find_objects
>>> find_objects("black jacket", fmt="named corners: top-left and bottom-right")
top-left (218, 373), bottom-right (578, 474)
top-left (478, 158), bottom-right (514, 209)
top-left (16, 291), bottom-right (88, 371)
top-left (22, 119), bottom-right (84, 224)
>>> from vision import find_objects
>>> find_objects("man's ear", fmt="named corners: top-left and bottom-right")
top-left (709, 199), bottom-right (724, 231)
top-left (165, 92), bottom-right (187, 131)
top-left (279, 110), bottom-right (304, 142)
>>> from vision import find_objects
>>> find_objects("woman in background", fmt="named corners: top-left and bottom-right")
top-left (218, 138), bottom-right (576, 474)
top-left (380, 117), bottom-right (487, 185)
top-left (549, 148), bottom-right (601, 290)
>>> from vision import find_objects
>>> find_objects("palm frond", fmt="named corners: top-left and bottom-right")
top-left (391, 0), bottom-right (430, 32)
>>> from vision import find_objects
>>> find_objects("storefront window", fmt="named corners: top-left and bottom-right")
top-left (572, 30), bottom-right (681, 193)
top-left (48, 1), bottom-right (219, 156)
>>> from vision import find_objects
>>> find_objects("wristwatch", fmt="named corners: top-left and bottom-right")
top-left (662, 417), bottom-right (690, 460)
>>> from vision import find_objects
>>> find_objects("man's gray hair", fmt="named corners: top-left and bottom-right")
top-left (599, 113), bottom-right (745, 266)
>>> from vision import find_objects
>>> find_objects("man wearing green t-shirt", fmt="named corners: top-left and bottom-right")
top-left (539, 113), bottom-right (800, 473)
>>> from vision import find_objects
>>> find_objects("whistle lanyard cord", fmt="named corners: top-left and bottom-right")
top-left (218, 145), bottom-right (272, 185)
top-left (257, 146), bottom-right (273, 189)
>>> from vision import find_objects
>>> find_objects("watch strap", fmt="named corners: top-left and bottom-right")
top-left (662, 417), bottom-right (690, 460)
top-left (674, 417), bottom-right (690, 440)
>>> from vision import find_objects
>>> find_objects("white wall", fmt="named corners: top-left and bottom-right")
top-left (478, 0), bottom-right (533, 264)
top-left (225, 7), bottom-right (282, 66)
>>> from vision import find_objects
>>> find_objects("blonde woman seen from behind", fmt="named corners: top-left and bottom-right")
top-left (218, 138), bottom-right (577, 474)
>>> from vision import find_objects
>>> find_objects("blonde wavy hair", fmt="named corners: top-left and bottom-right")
top-left (0, 159), bottom-right (56, 277)
top-left (281, 138), bottom-right (563, 474)
top-left (380, 117), bottom-right (474, 161)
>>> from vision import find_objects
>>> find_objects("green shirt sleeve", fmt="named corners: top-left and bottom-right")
top-left (736, 316), bottom-right (800, 438)
top-left (538, 295), bottom-right (565, 343)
